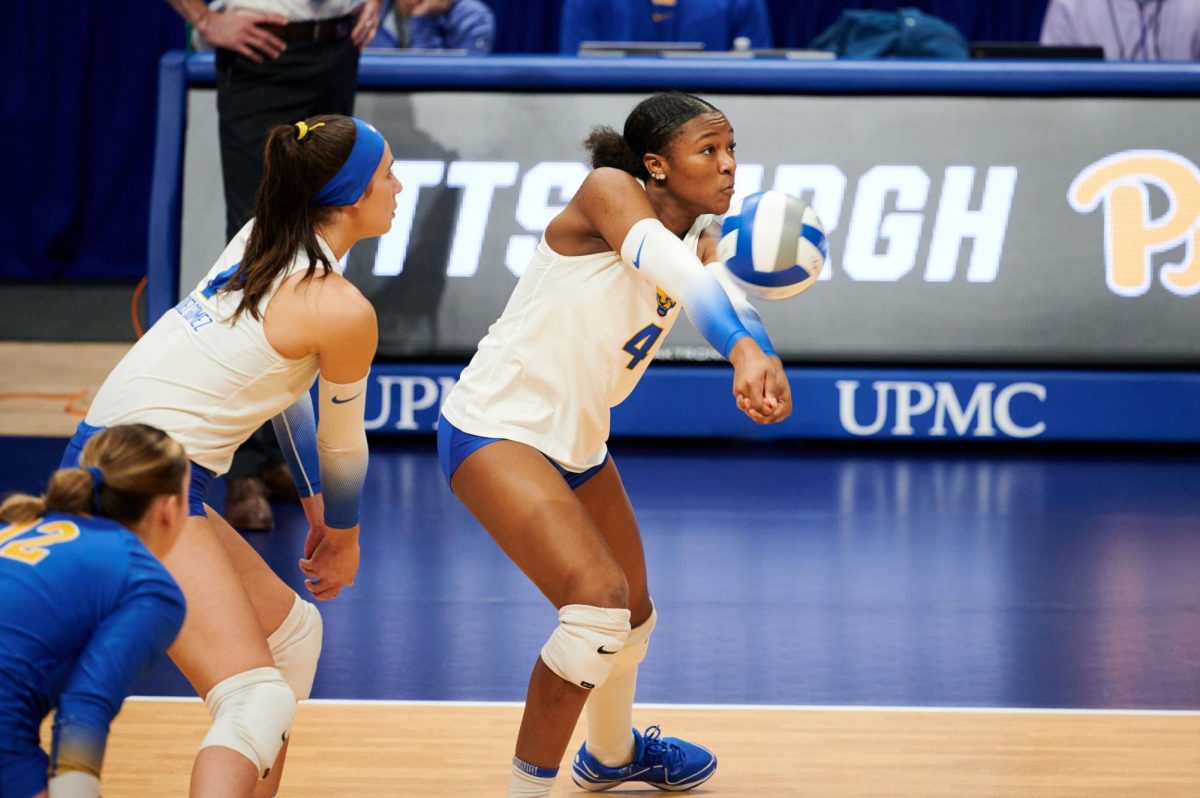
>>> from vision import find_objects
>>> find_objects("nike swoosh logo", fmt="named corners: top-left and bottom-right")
top-left (597, 645), bottom-right (618, 655)
top-left (633, 234), bottom-right (647, 269)
top-left (331, 391), bottom-right (363, 404)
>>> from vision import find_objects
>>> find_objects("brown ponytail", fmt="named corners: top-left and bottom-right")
top-left (226, 114), bottom-right (359, 323)
top-left (584, 125), bottom-right (645, 178)
top-left (0, 425), bottom-right (188, 527)
top-left (0, 469), bottom-right (92, 523)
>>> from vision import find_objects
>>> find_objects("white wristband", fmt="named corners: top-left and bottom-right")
top-left (49, 771), bottom-right (101, 798)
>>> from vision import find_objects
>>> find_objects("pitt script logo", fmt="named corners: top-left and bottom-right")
top-left (1069, 150), bottom-right (1200, 297)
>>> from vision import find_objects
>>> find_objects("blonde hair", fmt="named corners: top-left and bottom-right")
top-left (0, 424), bottom-right (188, 526)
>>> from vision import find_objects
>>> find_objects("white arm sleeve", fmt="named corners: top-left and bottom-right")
top-left (620, 218), bottom-right (752, 359)
top-left (317, 373), bottom-right (369, 529)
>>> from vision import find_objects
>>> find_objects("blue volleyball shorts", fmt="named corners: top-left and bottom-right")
top-left (61, 420), bottom-right (216, 517)
top-left (437, 414), bottom-right (608, 491)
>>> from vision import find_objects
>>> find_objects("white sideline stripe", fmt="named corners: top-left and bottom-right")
top-left (125, 696), bottom-right (1200, 717)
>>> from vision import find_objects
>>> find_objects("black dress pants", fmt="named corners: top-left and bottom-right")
top-left (215, 37), bottom-right (359, 479)
top-left (215, 37), bottom-right (360, 241)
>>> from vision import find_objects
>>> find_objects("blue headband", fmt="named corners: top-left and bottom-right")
top-left (312, 118), bottom-right (387, 207)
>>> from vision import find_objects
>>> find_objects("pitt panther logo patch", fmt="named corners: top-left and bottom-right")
top-left (655, 287), bottom-right (676, 317)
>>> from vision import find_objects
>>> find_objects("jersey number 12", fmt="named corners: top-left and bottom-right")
top-left (0, 520), bottom-right (80, 566)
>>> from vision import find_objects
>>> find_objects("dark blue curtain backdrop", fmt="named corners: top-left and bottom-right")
top-left (487, 0), bottom-right (561, 54)
top-left (1, 1), bottom-right (1046, 281)
top-left (1, 2), bottom-right (185, 281)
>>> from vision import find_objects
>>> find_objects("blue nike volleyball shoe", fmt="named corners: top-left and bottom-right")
top-left (571, 725), bottom-right (717, 791)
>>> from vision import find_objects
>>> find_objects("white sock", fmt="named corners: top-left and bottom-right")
top-left (508, 756), bottom-right (557, 798)
top-left (584, 607), bottom-right (657, 766)
top-left (585, 669), bottom-right (638, 766)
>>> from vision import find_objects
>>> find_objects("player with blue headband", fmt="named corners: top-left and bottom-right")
top-left (306, 117), bottom-right (387, 207)
top-left (60, 115), bottom-right (399, 796)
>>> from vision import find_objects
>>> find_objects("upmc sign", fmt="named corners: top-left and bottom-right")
top-left (835, 380), bottom-right (1046, 439)
top-left (365, 374), bottom-right (1047, 439)
top-left (358, 364), bottom-right (1200, 443)
top-left (363, 372), bottom-right (1050, 440)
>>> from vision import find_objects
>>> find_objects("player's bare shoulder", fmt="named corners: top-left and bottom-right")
top-left (269, 268), bottom-right (376, 356)
top-left (310, 272), bottom-right (375, 332)
top-left (576, 167), bottom-right (645, 206)
top-left (549, 169), bottom-right (648, 255)
top-left (277, 267), bottom-right (365, 312)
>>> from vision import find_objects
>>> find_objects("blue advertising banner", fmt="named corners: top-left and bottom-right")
top-left (364, 363), bottom-right (1200, 443)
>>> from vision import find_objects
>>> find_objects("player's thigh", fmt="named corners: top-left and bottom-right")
top-left (205, 505), bottom-right (296, 637)
top-left (451, 440), bottom-right (627, 608)
top-left (573, 458), bottom-right (652, 626)
top-left (161, 514), bottom-right (275, 698)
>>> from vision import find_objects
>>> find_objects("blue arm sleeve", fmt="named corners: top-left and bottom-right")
top-left (51, 548), bottom-right (185, 777)
top-left (622, 218), bottom-right (752, 359)
top-left (704, 261), bottom-right (776, 356)
top-left (272, 390), bottom-right (322, 498)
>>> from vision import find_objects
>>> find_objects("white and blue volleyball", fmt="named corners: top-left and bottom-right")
top-left (718, 190), bottom-right (828, 300)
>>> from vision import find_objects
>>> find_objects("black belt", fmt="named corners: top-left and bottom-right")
top-left (264, 14), bottom-right (356, 43)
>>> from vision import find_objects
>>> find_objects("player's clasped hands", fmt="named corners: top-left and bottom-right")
top-left (730, 339), bottom-right (792, 425)
top-left (299, 522), bottom-right (361, 600)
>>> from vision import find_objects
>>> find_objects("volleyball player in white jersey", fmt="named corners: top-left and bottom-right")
top-left (60, 115), bottom-right (399, 797)
top-left (439, 93), bottom-right (791, 796)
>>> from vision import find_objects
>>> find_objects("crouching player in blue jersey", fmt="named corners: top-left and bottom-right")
top-left (0, 424), bottom-right (189, 798)
top-left (438, 93), bottom-right (791, 796)
top-left (58, 115), bottom-right (398, 797)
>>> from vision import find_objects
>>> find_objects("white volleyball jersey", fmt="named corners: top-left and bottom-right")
top-left (441, 214), bottom-right (712, 472)
top-left (86, 222), bottom-right (323, 475)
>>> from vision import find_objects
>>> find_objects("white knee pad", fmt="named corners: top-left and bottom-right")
top-left (541, 604), bottom-right (631, 690)
top-left (200, 666), bottom-right (296, 779)
top-left (269, 594), bottom-right (323, 700)
top-left (608, 603), bottom-right (657, 682)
